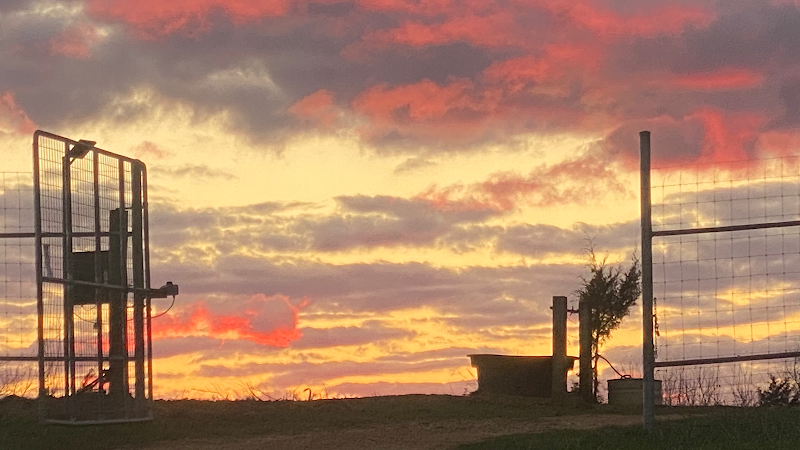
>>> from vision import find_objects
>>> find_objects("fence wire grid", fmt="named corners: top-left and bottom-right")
top-left (649, 155), bottom-right (800, 406)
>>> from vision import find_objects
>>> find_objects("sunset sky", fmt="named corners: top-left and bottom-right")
top-left (2, 0), bottom-right (800, 399)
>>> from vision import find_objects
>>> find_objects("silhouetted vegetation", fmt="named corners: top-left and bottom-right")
top-left (576, 247), bottom-right (641, 399)
top-left (759, 375), bottom-right (800, 407)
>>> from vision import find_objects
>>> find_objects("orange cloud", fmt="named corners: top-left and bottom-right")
top-left (289, 89), bottom-right (340, 129)
top-left (48, 23), bottom-right (101, 59)
top-left (153, 294), bottom-right (309, 347)
top-left (0, 91), bottom-right (35, 136)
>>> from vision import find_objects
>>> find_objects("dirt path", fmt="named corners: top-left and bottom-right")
top-left (136, 414), bottom-right (646, 450)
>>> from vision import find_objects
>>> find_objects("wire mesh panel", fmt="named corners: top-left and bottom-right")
top-left (0, 172), bottom-right (38, 397)
top-left (642, 139), bottom-right (800, 418)
top-left (34, 131), bottom-right (153, 424)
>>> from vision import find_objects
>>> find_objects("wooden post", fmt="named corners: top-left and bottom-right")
top-left (551, 296), bottom-right (568, 402)
top-left (579, 298), bottom-right (593, 403)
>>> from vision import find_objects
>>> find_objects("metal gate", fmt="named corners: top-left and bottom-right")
top-left (33, 130), bottom-right (154, 423)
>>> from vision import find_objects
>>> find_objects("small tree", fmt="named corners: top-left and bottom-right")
top-left (576, 248), bottom-right (641, 400)
top-left (758, 376), bottom-right (800, 407)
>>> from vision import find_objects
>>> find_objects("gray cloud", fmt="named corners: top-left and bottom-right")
top-left (5, 1), bottom-right (800, 157)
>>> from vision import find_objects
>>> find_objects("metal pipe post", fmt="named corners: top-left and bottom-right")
top-left (640, 130), bottom-right (656, 430)
top-left (142, 164), bottom-right (154, 405)
top-left (92, 150), bottom-right (103, 419)
top-left (132, 163), bottom-right (146, 410)
top-left (32, 132), bottom-right (46, 423)
top-left (61, 149), bottom-right (76, 405)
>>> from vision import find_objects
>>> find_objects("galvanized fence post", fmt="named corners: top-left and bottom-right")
top-left (640, 130), bottom-right (656, 430)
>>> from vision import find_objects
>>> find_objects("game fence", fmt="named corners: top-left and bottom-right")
top-left (641, 132), bottom-right (800, 428)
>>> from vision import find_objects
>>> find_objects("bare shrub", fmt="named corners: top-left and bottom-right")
top-left (660, 366), bottom-right (723, 406)
top-left (0, 363), bottom-right (36, 397)
top-left (730, 365), bottom-right (758, 407)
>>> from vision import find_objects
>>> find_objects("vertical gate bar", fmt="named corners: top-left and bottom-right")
top-left (641, 130), bottom-right (655, 430)
top-left (33, 132), bottom-right (46, 422)
top-left (62, 141), bottom-right (76, 406)
top-left (118, 161), bottom-right (129, 417)
top-left (93, 149), bottom-right (103, 407)
top-left (142, 165), bottom-right (153, 405)
top-left (131, 162), bottom-right (145, 410)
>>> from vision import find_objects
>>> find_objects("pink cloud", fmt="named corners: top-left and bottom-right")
top-left (690, 108), bottom-right (766, 163)
top-left (555, 2), bottom-right (715, 38)
top-left (0, 91), bottom-right (35, 136)
top-left (352, 78), bottom-right (498, 145)
top-left (349, 55), bottom-right (610, 150)
top-left (358, 9), bottom-right (526, 49)
top-left (756, 131), bottom-right (800, 157)
top-left (289, 89), bottom-right (340, 129)
top-left (603, 108), bottom-right (768, 167)
top-left (132, 141), bottom-right (171, 160)
top-left (347, 0), bottom-right (715, 59)
top-left (85, 0), bottom-right (295, 38)
top-left (669, 68), bottom-right (765, 91)
top-left (482, 43), bottom-right (602, 87)
top-left (85, 0), bottom-right (715, 44)
top-left (418, 153), bottom-right (629, 212)
top-left (48, 23), bottom-right (101, 59)
top-left (153, 294), bottom-right (309, 347)
top-left (353, 79), bottom-right (477, 122)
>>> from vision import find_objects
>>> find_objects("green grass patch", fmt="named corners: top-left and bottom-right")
top-left (458, 407), bottom-right (800, 450)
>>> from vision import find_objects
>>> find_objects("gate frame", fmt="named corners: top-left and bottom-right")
top-left (32, 130), bottom-right (154, 424)
top-left (640, 131), bottom-right (800, 429)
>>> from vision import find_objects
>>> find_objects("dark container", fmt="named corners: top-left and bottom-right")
top-left (71, 251), bottom-right (109, 305)
top-left (468, 354), bottom-right (576, 397)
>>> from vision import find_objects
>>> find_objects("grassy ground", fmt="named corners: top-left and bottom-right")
top-left (3, 395), bottom-right (798, 450)
top-left (0, 394), bottom-right (623, 450)
top-left (458, 407), bottom-right (800, 450)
